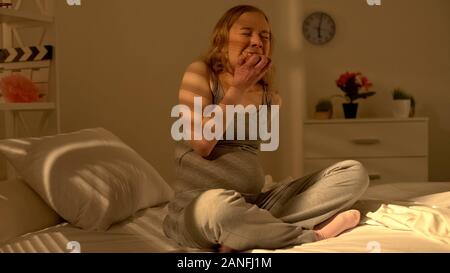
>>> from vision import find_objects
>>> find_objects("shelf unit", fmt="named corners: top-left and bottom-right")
top-left (0, 101), bottom-right (54, 110)
top-left (0, 7), bottom-right (53, 23)
top-left (0, 0), bottom-right (59, 179)
top-left (0, 0), bottom-right (58, 136)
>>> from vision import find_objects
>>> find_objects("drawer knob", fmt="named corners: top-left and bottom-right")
top-left (351, 138), bottom-right (381, 145)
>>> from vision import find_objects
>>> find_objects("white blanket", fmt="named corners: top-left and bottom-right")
top-left (365, 192), bottom-right (450, 244)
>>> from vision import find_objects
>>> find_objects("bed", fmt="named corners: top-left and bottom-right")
top-left (1, 179), bottom-right (449, 253)
top-left (0, 128), bottom-right (449, 253)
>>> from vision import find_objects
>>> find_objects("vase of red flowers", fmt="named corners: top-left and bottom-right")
top-left (335, 72), bottom-right (376, 119)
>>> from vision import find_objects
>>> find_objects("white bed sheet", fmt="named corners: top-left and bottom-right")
top-left (1, 181), bottom-right (449, 253)
top-left (0, 204), bottom-right (188, 253)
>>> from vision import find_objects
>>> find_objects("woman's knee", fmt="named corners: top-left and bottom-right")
top-left (188, 189), bottom-right (244, 229)
top-left (345, 160), bottom-right (369, 193)
top-left (327, 160), bottom-right (369, 193)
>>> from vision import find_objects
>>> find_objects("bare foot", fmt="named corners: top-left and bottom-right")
top-left (314, 209), bottom-right (361, 241)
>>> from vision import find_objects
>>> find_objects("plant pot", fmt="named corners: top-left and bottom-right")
top-left (392, 99), bottom-right (411, 118)
top-left (342, 103), bottom-right (358, 119)
top-left (409, 102), bottom-right (416, 118)
top-left (314, 110), bottom-right (333, 120)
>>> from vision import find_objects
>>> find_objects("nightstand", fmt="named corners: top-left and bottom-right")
top-left (303, 118), bottom-right (429, 183)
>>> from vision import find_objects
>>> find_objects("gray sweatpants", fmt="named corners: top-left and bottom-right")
top-left (178, 160), bottom-right (369, 251)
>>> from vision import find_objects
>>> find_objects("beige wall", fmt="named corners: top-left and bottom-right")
top-left (3, 0), bottom-right (448, 183)
top-left (303, 0), bottom-right (450, 181)
top-left (55, 0), bottom-right (307, 185)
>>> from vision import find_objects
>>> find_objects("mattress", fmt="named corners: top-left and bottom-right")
top-left (0, 204), bottom-right (188, 253)
top-left (1, 181), bottom-right (449, 253)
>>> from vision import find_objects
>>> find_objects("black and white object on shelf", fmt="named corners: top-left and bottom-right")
top-left (0, 45), bottom-right (53, 63)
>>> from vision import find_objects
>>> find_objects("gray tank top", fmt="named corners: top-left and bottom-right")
top-left (209, 72), bottom-right (272, 150)
top-left (170, 72), bottom-right (272, 195)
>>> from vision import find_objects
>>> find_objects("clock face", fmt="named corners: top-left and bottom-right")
top-left (303, 12), bottom-right (336, 45)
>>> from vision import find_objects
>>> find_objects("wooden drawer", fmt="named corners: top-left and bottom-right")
top-left (304, 157), bottom-right (428, 183)
top-left (304, 121), bottom-right (428, 158)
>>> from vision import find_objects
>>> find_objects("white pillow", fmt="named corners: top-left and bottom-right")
top-left (0, 128), bottom-right (174, 231)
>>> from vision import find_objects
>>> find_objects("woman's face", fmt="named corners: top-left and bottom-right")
top-left (226, 12), bottom-right (271, 71)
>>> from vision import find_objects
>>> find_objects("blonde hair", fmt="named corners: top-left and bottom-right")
top-left (203, 5), bottom-right (275, 93)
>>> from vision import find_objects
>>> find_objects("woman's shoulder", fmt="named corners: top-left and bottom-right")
top-left (269, 90), bottom-right (282, 106)
top-left (273, 93), bottom-right (282, 106)
top-left (185, 60), bottom-right (212, 79)
top-left (180, 60), bottom-right (213, 100)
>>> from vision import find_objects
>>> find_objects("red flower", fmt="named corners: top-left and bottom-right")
top-left (360, 76), bottom-right (373, 90)
top-left (335, 71), bottom-right (376, 103)
top-left (336, 72), bottom-right (354, 89)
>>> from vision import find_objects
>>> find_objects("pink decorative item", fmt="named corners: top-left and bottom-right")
top-left (0, 74), bottom-right (40, 103)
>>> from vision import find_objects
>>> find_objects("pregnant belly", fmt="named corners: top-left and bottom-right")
top-left (178, 146), bottom-right (266, 195)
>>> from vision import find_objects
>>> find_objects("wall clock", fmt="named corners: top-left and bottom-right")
top-left (303, 12), bottom-right (336, 45)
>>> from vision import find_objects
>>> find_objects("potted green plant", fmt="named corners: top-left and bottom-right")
top-left (392, 88), bottom-right (415, 118)
top-left (314, 98), bottom-right (333, 119)
top-left (335, 72), bottom-right (376, 119)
